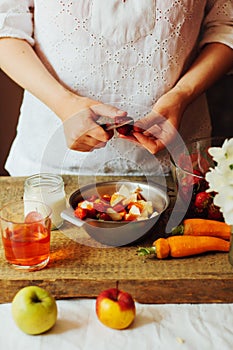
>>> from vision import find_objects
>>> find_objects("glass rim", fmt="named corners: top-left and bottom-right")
top-left (24, 173), bottom-right (63, 192)
top-left (0, 199), bottom-right (52, 224)
top-left (170, 156), bottom-right (206, 178)
top-left (170, 135), bottom-right (227, 177)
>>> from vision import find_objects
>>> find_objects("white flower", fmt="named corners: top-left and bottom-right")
top-left (205, 168), bottom-right (225, 193)
top-left (208, 138), bottom-right (233, 165)
top-left (214, 187), bottom-right (233, 210)
top-left (206, 166), bottom-right (233, 191)
top-left (205, 138), bottom-right (233, 225)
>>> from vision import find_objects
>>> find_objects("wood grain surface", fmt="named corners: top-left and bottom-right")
top-left (0, 175), bottom-right (233, 304)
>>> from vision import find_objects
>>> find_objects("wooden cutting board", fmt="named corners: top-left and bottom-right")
top-left (0, 175), bottom-right (233, 304)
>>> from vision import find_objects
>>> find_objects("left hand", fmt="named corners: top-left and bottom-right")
top-left (120, 87), bottom-right (188, 154)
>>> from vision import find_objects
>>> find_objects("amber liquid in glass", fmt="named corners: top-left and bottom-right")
top-left (2, 223), bottom-right (50, 267)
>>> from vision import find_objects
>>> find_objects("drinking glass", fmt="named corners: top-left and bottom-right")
top-left (0, 200), bottom-right (52, 271)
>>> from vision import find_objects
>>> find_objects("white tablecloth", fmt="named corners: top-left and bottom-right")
top-left (1, 299), bottom-right (233, 350)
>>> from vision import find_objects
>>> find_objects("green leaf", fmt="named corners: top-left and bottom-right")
top-left (137, 246), bottom-right (156, 256)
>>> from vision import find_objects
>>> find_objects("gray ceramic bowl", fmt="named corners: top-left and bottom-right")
top-left (61, 180), bottom-right (169, 246)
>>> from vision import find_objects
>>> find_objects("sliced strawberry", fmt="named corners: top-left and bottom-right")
top-left (113, 203), bottom-right (126, 213)
top-left (115, 116), bottom-right (134, 135)
top-left (116, 124), bottom-right (133, 135)
top-left (74, 207), bottom-right (87, 220)
top-left (86, 207), bottom-right (97, 218)
top-left (98, 212), bottom-right (112, 221)
top-left (93, 201), bottom-right (109, 212)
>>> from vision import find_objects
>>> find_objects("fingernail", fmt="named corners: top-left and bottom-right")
top-left (117, 110), bottom-right (127, 115)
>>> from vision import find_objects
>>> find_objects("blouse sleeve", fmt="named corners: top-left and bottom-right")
top-left (199, 0), bottom-right (233, 49)
top-left (0, 0), bottom-right (34, 45)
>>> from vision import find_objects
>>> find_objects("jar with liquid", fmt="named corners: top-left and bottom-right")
top-left (24, 173), bottom-right (67, 229)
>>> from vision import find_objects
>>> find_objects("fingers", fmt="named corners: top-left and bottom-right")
top-left (62, 100), bottom-right (129, 152)
top-left (142, 124), bottom-right (163, 138)
top-left (91, 103), bottom-right (127, 119)
top-left (133, 132), bottom-right (165, 154)
top-left (133, 110), bottom-right (160, 132)
top-left (132, 113), bottom-right (179, 155)
top-left (70, 134), bottom-right (108, 152)
top-left (70, 124), bottom-right (114, 151)
top-left (62, 108), bottom-right (114, 150)
top-left (88, 123), bottom-right (112, 142)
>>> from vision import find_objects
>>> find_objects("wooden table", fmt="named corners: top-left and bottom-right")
top-left (0, 175), bottom-right (233, 304)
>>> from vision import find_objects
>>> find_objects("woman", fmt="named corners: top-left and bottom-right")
top-left (0, 1), bottom-right (233, 176)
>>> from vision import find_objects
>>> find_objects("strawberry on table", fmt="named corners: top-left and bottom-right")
top-left (194, 191), bottom-right (212, 210)
top-left (207, 202), bottom-right (223, 221)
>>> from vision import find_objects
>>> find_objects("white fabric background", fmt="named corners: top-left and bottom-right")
top-left (1, 299), bottom-right (233, 350)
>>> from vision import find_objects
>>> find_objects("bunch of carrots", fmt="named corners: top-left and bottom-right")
top-left (138, 218), bottom-right (231, 259)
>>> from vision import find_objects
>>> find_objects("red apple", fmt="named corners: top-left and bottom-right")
top-left (96, 288), bottom-right (136, 330)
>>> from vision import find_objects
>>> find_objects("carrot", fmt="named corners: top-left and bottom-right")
top-left (137, 235), bottom-right (230, 259)
top-left (171, 218), bottom-right (231, 240)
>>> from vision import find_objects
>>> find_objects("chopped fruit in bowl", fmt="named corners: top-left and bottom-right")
top-left (74, 184), bottom-right (155, 222)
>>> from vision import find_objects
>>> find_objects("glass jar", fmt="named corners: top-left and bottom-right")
top-left (24, 173), bottom-right (67, 229)
top-left (170, 136), bottom-right (226, 220)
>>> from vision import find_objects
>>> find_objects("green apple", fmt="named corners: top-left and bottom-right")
top-left (12, 286), bottom-right (57, 335)
top-left (96, 287), bottom-right (136, 330)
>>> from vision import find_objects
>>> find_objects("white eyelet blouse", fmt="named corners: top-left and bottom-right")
top-left (0, 0), bottom-right (233, 176)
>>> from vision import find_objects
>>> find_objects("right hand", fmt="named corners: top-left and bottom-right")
top-left (118, 87), bottom-right (187, 154)
top-left (59, 95), bottom-right (127, 152)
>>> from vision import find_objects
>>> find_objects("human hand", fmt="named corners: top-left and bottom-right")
top-left (120, 88), bottom-right (188, 154)
top-left (60, 95), bottom-right (127, 152)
